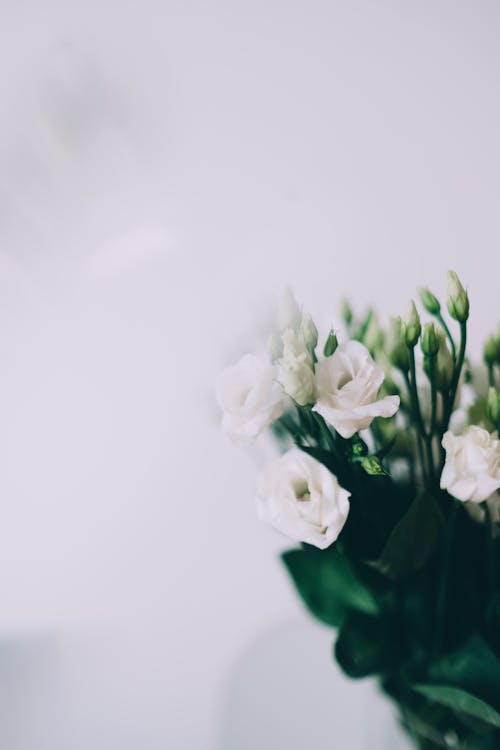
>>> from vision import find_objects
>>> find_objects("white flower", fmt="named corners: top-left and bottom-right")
top-left (312, 340), bottom-right (400, 439)
top-left (299, 314), bottom-right (318, 353)
top-left (256, 449), bottom-right (350, 549)
top-left (440, 426), bottom-right (500, 503)
top-left (278, 328), bottom-right (316, 406)
top-left (216, 354), bottom-right (284, 445)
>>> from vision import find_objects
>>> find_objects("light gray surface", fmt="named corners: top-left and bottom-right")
top-left (1, 1), bottom-right (500, 747)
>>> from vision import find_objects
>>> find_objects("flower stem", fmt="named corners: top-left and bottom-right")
top-left (433, 501), bottom-right (459, 658)
top-left (408, 347), bottom-right (427, 440)
top-left (442, 322), bottom-right (467, 433)
top-left (405, 350), bottom-right (435, 488)
top-left (403, 370), bottom-right (428, 486)
top-left (484, 501), bottom-right (496, 599)
top-left (488, 362), bottom-right (495, 388)
top-left (437, 312), bottom-right (456, 362)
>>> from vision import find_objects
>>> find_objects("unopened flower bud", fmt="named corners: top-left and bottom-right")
top-left (364, 314), bottom-right (384, 354)
top-left (323, 329), bottom-right (338, 357)
top-left (300, 314), bottom-right (318, 353)
top-left (388, 317), bottom-right (409, 371)
top-left (434, 332), bottom-right (454, 390)
top-left (484, 335), bottom-right (500, 366)
top-left (403, 300), bottom-right (421, 347)
top-left (487, 387), bottom-right (500, 425)
top-left (447, 271), bottom-right (469, 322)
top-left (341, 299), bottom-right (353, 327)
top-left (419, 287), bottom-right (441, 316)
top-left (421, 322), bottom-right (440, 357)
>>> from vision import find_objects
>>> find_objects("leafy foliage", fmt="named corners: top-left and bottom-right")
top-left (265, 278), bottom-right (500, 748)
top-left (282, 547), bottom-right (379, 627)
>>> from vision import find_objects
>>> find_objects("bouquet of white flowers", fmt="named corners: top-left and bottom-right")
top-left (217, 272), bottom-right (500, 750)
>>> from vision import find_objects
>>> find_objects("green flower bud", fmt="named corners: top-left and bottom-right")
top-left (351, 436), bottom-right (368, 457)
top-left (323, 329), bottom-right (338, 357)
top-left (359, 456), bottom-right (388, 476)
top-left (380, 376), bottom-right (401, 398)
top-left (341, 299), bottom-right (353, 327)
top-left (364, 314), bottom-right (384, 354)
top-left (419, 287), bottom-right (441, 316)
top-left (486, 387), bottom-right (500, 425)
top-left (433, 332), bottom-right (454, 390)
top-left (421, 322), bottom-right (440, 357)
top-left (388, 316), bottom-right (409, 371)
top-left (484, 334), bottom-right (500, 366)
top-left (403, 300), bottom-right (421, 347)
top-left (447, 270), bottom-right (469, 322)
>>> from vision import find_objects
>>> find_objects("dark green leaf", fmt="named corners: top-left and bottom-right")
top-left (282, 547), bottom-right (379, 627)
top-left (429, 637), bottom-right (500, 711)
top-left (334, 611), bottom-right (384, 678)
top-left (412, 685), bottom-right (500, 730)
top-left (402, 707), bottom-right (450, 748)
top-left (370, 492), bottom-right (442, 579)
top-left (296, 445), bottom-right (340, 476)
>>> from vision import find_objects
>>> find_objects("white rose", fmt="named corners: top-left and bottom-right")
top-left (256, 449), bottom-right (350, 549)
top-left (216, 354), bottom-right (284, 445)
top-left (312, 340), bottom-right (400, 439)
top-left (440, 426), bottom-right (500, 503)
top-left (278, 328), bottom-right (316, 406)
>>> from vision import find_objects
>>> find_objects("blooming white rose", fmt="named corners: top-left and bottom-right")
top-left (312, 340), bottom-right (400, 439)
top-left (256, 449), bottom-right (350, 549)
top-left (440, 426), bottom-right (500, 503)
top-left (216, 354), bottom-right (284, 445)
top-left (278, 328), bottom-right (316, 406)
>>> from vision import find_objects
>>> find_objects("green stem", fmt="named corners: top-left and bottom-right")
top-left (484, 501), bottom-right (496, 599)
top-left (433, 501), bottom-right (459, 658)
top-left (312, 411), bottom-right (336, 453)
top-left (428, 357), bottom-right (438, 438)
top-left (408, 348), bottom-right (427, 439)
top-left (437, 313), bottom-right (456, 362)
top-left (406, 349), bottom-right (434, 487)
top-left (403, 370), bottom-right (428, 486)
top-left (426, 356), bottom-right (438, 486)
top-left (442, 322), bottom-right (467, 434)
top-left (488, 362), bottom-right (495, 388)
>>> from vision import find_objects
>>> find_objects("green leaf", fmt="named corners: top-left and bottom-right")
top-left (370, 492), bottom-right (442, 579)
top-left (334, 611), bottom-right (384, 678)
top-left (429, 637), bottom-right (500, 710)
top-left (413, 685), bottom-right (500, 731)
top-left (282, 548), bottom-right (379, 627)
top-left (402, 707), bottom-right (450, 748)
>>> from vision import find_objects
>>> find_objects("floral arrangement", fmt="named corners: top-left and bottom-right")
top-left (216, 272), bottom-right (500, 750)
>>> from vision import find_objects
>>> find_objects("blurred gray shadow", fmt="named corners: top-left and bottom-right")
top-left (217, 619), bottom-right (411, 750)
top-left (0, 635), bottom-right (67, 750)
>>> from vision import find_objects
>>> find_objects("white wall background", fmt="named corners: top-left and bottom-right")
top-left (1, 1), bottom-right (499, 747)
